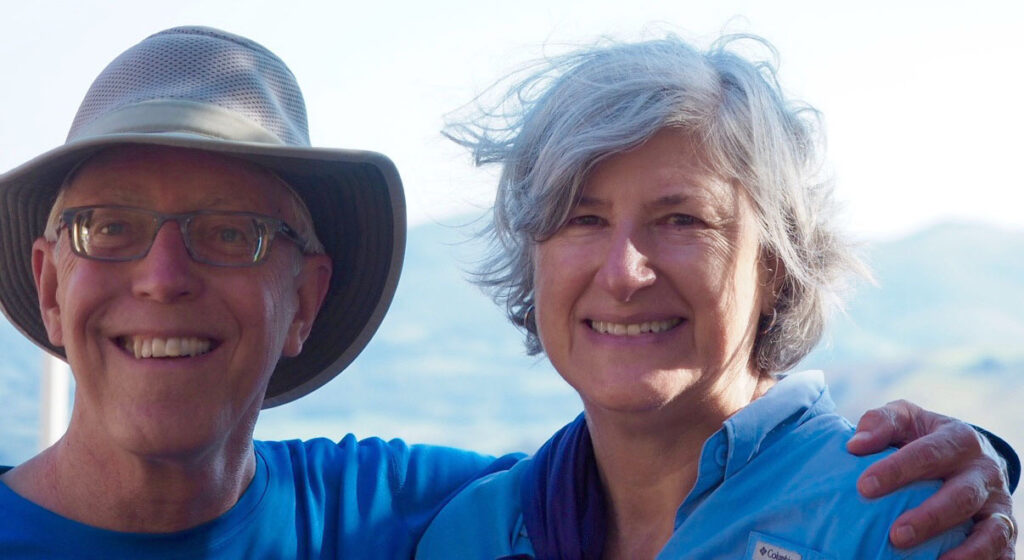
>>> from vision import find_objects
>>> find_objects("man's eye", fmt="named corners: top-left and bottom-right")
top-left (95, 221), bottom-right (129, 236)
top-left (214, 227), bottom-right (248, 245)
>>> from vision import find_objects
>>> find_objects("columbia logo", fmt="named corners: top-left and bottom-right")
top-left (753, 540), bottom-right (802, 560)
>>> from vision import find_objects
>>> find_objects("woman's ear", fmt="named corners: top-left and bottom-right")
top-left (758, 250), bottom-right (784, 316)
top-left (33, 238), bottom-right (64, 347)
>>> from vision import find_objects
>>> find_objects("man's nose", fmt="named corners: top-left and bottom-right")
top-left (595, 230), bottom-right (656, 302)
top-left (130, 221), bottom-right (200, 302)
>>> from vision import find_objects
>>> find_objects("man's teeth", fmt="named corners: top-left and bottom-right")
top-left (123, 337), bottom-right (212, 359)
top-left (589, 318), bottom-right (682, 336)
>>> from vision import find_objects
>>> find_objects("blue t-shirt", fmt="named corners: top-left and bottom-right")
top-left (416, 371), bottom-right (969, 559)
top-left (0, 436), bottom-right (517, 559)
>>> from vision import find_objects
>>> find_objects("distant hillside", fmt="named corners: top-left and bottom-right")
top-left (815, 222), bottom-right (1024, 362)
top-left (801, 222), bottom-right (1024, 457)
top-left (0, 221), bottom-right (1021, 465)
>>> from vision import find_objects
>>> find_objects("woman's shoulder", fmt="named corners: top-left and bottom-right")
top-left (416, 456), bottom-right (533, 559)
top-left (757, 411), bottom-right (945, 508)
top-left (729, 411), bottom-right (968, 557)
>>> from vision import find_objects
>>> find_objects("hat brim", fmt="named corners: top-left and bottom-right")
top-left (0, 133), bottom-right (405, 408)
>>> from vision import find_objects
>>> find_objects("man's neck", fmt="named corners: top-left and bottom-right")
top-left (0, 427), bottom-right (257, 533)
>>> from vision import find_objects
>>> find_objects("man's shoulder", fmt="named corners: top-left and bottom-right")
top-left (254, 436), bottom-right (504, 472)
top-left (254, 437), bottom-right (522, 506)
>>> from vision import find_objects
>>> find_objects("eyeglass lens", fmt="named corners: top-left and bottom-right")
top-left (69, 207), bottom-right (269, 265)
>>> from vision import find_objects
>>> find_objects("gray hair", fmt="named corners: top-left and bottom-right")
top-left (447, 33), bottom-right (866, 374)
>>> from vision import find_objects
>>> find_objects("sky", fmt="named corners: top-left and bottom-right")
top-left (1, 0), bottom-right (1022, 241)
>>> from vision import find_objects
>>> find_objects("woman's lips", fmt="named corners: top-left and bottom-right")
top-left (587, 317), bottom-right (683, 336)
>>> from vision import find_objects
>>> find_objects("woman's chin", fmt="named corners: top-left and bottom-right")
top-left (573, 372), bottom-right (701, 417)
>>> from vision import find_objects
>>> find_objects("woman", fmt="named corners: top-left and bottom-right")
top-left (417, 35), bottom-right (995, 558)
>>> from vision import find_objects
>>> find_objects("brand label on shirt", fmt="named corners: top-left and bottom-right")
top-left (751, 540), bottom-right (802, 560)
top-left (745, 532), bottom-right (833, 560)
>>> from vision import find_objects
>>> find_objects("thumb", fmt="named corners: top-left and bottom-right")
top-left (848, 404), bottom-right (902, 455)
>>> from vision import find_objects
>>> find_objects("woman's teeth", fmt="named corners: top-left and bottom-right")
top-left (589, 318), bottom-right (683, 336)
top-left (121, 336), bottom-right (212, 359)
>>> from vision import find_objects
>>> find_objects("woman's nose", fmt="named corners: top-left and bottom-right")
top-left (595, 231), bottom-right (655, 302)
top-left (130, 221), bottom-right (201, 302)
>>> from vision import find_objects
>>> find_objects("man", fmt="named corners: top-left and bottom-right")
top-left (0, 26), bottom-right (1014, 558)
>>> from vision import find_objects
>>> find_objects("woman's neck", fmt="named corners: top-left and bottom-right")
top-left (587, 371), bottom-right (776, 560)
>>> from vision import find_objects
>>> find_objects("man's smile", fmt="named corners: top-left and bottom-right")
top-left (117, 335), bottom-right (215, 359)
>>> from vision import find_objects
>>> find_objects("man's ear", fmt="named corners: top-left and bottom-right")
top-left (282, 254), bottom-right (332, 357)
top-left (32, 238), bottom-right (64, 347)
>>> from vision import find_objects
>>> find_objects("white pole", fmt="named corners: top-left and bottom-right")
top-left (39, 353), bottom-right (70, 450)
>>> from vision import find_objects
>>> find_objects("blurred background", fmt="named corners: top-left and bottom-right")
top-left (0, 0), bottom-right (1020, 552)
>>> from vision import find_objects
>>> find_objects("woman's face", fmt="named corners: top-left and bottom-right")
top-left (533, 128), bottom-right (773, 417)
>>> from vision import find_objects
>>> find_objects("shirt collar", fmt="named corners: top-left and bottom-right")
top-left (721, 370), bottom-right (835, 478)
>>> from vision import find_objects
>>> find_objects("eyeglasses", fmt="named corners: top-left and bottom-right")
top-left (59, 205), bottom-right (311, 267)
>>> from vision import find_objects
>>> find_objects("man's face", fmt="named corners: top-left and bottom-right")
top-left (33, 146), bottom-right (330, 458)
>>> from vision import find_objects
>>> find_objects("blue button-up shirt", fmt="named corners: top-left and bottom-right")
top-left (417, 371), bottom-right (968, 559)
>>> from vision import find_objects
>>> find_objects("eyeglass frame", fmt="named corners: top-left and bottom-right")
top-left (57, 205), bottom-right (312, 267)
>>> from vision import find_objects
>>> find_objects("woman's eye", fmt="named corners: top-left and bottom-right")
top-left (566, 214), bottom-right (603, 227)
top-left (664, 214), bottom-right (699, 227)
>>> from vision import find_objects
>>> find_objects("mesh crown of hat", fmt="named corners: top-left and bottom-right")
top-left (69, 26), bottom-right (311, 146)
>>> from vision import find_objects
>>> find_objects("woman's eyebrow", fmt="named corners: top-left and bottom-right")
top-left (645, 193), bottom-right (692, 210)
top-left (575, 195), bottom-right (608, 209)
top-left (576, 193), bottom-right (698, 210)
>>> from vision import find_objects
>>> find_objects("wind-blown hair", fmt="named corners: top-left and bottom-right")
top-left (447, 34), bottom-right (864, 374)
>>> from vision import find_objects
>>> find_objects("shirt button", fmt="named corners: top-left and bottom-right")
top-left (715, 445), bottom-right (728, 467)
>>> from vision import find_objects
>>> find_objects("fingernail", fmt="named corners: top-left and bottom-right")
top-left (860, 475), bottom-right (880, 496)
top-left (894, 524), bottom-right (916, 546)
top-left (848, 432), bottom-right (869, 445)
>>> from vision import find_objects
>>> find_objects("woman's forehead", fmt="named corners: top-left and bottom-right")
top-left (580, 130), bottom-right (738, 205)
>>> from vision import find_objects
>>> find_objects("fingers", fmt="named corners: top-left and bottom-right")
top-left (885, 452), bottom-right (1014, 559)
top-left (849, 400), bottom-right (935, 456)
top-left (936, 513), bottom-right (1016, 560)
top-left (849, 400), bottom-right (1016, 558)
top-left (858, 420), bottom-right (981, 499)
top-left (848, 406), bottom-right (899, 455)
top-left (887, 470), bottom-right (988, 547)
top-left (859, 429), bottom-right (962, 498)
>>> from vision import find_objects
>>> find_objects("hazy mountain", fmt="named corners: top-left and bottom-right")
top-left (1, 221), bottom-right (1021, 466)
top-left (802, 222), bottom-right (1024, 458)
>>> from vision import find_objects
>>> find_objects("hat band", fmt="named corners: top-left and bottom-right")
top-left (68, 99), bottom-right (290, 145)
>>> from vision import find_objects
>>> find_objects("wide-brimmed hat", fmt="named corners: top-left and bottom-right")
top-left (0, 26), bottom-right (405, 407)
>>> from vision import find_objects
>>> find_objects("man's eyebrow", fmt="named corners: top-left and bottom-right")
top-left (97, 186), bottom-right (146, 205)
top-left (195, 194), bottom-right (232, 207)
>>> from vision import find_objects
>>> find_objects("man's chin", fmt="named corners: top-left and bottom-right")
top-left (104, 407), bottom-right (254, 461)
